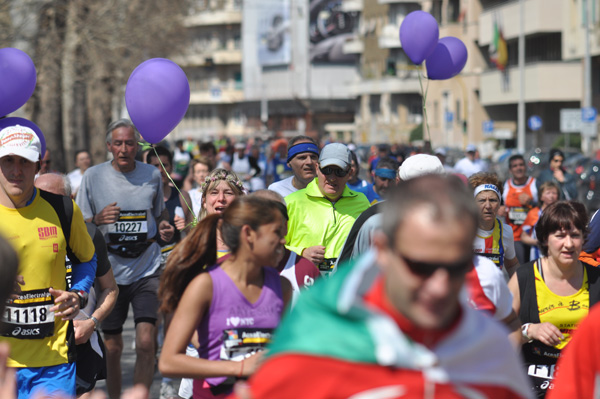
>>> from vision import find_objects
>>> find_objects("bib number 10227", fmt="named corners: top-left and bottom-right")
top-left (113, 222), bottom-right (144, 233)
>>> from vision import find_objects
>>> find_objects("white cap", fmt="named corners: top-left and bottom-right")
top-left (398, 154), bottom-right (445, 180)
top-left (0, 124), bottom-right (42, 163)
top-left (466, 144), bottom-right (477, 153)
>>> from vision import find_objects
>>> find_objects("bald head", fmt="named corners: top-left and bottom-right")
top-left (35, 173), bottom-right (72, 197)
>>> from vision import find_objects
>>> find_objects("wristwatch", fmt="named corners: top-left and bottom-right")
top-left (70, 289), bottom-right (88, 309)
top-left (521, 323), bottom-right (533, 342)
top-left (89, 315), bottom-right (99, 331)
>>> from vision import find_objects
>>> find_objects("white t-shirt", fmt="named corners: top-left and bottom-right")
top-left (454, 157), bottom-right (487, 177)
top-left (189, 189), bottom-right (202, 219)
top-left (67, 168), bottom-right (83, 195)
top-left (472, 256), bottom-right (514, 320)
top-left (268, 176), bottom-right (297, 198)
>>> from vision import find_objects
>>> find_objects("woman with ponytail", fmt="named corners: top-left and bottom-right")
top-left (158, 196), bottom-right (293, 399)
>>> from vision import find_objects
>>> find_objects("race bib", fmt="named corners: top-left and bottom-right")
top-left (318, 258), bottom-right (337, 276)
top-left (1, 289), bottom-right (55, 339)
top-left (219, 328), bottom-right (273, 362)
top-left (108, 210), bottom-right (148, 244)
top-left (508, 207), bottom-right (528, 225)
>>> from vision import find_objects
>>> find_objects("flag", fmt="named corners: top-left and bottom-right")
top-left (489, 14), bottom-right (508, 70)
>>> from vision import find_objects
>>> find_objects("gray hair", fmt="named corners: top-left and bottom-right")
top-left (106, 119), bottom-right (141, 144)
top-left (381, 174), bottom-right (479, 244)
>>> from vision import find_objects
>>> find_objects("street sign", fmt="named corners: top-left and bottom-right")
top-left (482, 120), bottom-right (494, 135)
top-left (560, 109), bottom-right (582, 133)
top-left (528, 115), bottom-right (542, 131)
top-left (582, 121), bottom-right (597, 137)
top-left (582, 107), bottom-right (597, 122)
top-left (445, 111), bottom-right (454, 123)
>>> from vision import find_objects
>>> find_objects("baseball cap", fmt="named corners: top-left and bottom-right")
top-left (319, 143), bottom-right (351, 170)
top-left (0, 123), bottom-right (42, 163)
top-left (398, 154), bottom-right (445, 180)
top-left (466, 144), bottom-right (477, 153)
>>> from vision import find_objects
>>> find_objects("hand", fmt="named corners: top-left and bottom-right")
top-left (233, 382), bottom-right (253, 399)
top-left (553, 168), bottom-right (565, 183)
top-left (518, 192), bottom-right (532, 206)
top-left (10, 275), bottom-right (25, 300)
top-left (174, 215), bottom-right (187, 231)
top-left (49, 288), bottom-right (80, 320)
top-left (94, 202), bottom-right (120, 225)
top-left (497, 205), bottom-right (506, 218)
top-left (302, 246), bottom-right (326, 265)
top-left (73, 318), bottom-right (95, 345)
top-left (158, 220), bottom-right (175, 242)
top-left (0, 343), bottom-right (16, 399)
top-left (528, 322), bottom-right (564, 346)
top-left (241, 351), bottom-right (265, 377)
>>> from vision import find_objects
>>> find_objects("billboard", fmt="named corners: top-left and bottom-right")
top-left (309, 0), bottom-right (358, 63)
top-left (258, 0), bottom-right (291, 66)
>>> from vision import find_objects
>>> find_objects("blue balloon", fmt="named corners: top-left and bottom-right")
top-left (399, 11), bottom-right (439, 65)
top-left (425, 37), bottom-right (468, 80)
top-left (0, 48), bottom-right (37, 118)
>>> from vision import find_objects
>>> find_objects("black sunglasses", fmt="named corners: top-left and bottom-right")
top-left (320, 166), bottom-right (349, 177)
top-left (398, 253), bottom-right (473, 278)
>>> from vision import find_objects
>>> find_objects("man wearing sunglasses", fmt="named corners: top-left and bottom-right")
top-left (232, 175), bottom-right (531, 399)
top-left (284, 143), bottom-right (370, 274)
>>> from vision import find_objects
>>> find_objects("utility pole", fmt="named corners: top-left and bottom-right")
top-left (582, 0), bottom-right (593, 155)
top-left (517, 0), bottom-right (525, 153)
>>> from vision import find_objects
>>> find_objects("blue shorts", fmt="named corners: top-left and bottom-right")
top-left (16, 362), bottom-right (76, 399)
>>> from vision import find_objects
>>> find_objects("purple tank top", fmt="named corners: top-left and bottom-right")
top-left (193, 265), bottom-right (284, 399)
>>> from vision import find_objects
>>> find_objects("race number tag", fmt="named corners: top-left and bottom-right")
top-left (508, 207), bottom-right (528, 225)
top-left (1, 289), bottom-right (55, 339)
top-left (108, 210), bottom-right (148, 244)
top-left (220, 328), bottom-right (273, 362)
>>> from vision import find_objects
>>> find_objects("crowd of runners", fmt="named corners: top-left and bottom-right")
top-left (1, 117), bottom-right (600, 399)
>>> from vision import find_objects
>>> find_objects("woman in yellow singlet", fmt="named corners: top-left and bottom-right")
top-left (508, 201), bottom-right (600, 398)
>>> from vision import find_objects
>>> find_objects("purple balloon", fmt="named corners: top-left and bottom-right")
top-left (0, 48), bottom-right (37, 118)
top-left (425, 37), bottom-right (468, 80)
top-left (125, 58), bottom-right (190, 144)
top-left (0, 117), bottom-right (46, 158)
top-left (399, 11), bottom-right (439, 65)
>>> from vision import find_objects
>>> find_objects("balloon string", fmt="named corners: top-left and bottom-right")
top-left (151, 146), bottom-right (198, 229)
top-left (417, 69), bottom-right (432, 146)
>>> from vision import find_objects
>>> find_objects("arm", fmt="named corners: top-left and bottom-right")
top-left (501, 310), bottom-right (523, 349)
top-left (177, 190), bottom-right (194, 233)
top-left (70, 253), bottom-right (97, 293)
top-left (504, 256), bottom-right (520, 278)
top-left (520, 228), bottom-right (538, 246)
top-left (88, 202), bottom-right (120, 225)
top-left (74, 268), bottom-right (119, 345)
top-left (158, 208), bottom-right (175, 243)
top-left (279, 276), bottom-right (293, 310)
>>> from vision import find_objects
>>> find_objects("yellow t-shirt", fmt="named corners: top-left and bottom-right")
top-left (0, 190), bottom-right (95, 367)
top-left (535, 265), bottom-right (589, 350)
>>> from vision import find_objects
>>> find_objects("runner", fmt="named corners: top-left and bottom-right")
top-left (185, 157), bottom-right (213, 220)
top-left (521, 182), bottom-right (559, 261)
top-left (509, 201), bottom-right (600, 398)
top-left (267, 136), bottom-right (319, 198)
top-left (76, 119), bottom-right (174, 399)
top-left (0, 119), bottom-right (97, 399)
top-left (470, 172), bottom-right (520, 280)
top-left (503, 154), bottom-right (538, 264)
top-left (158, 196), bottom-right (292, 398)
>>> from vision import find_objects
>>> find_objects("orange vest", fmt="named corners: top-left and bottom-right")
top-left (504, 177), bottom-right (536, 241)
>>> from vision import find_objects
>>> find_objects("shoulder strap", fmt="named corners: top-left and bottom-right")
top-left (517, 260), bottom-right (539, 323)
top-left (584, 262), bottom-right (600, 307)
top-left (39, 189), bottom-right (80, 263)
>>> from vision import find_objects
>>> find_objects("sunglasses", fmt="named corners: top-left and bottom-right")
top-left (398, 253), bottom-right (473, 279)
top-left (320, 166), bottom-right (349, 177)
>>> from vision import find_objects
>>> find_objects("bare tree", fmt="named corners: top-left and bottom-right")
top-left (0, 0), bottom-right (188, 171)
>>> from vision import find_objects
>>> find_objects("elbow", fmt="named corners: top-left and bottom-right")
top-left (158, 355), bottom-right (177, 378)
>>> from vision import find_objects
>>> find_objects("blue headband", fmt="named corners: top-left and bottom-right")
top-left (287, 142), bottom-right (319, 163)
top-left (375, 168), bottom-right (396, 180)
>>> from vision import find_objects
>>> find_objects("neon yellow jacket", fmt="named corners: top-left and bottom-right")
top-left (285, 179), bottom-right (370, 263)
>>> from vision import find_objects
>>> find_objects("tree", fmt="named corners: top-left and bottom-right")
top-left (0, 0), bottom-right (187, 171)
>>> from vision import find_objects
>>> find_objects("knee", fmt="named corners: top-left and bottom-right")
top-left (104, 336), bottom-right (124, 357)
top-left (135, 331), bottom-right (155, 355)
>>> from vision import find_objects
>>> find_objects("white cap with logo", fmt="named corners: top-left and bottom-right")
top-left (0, 124), bottom-right (42, 163)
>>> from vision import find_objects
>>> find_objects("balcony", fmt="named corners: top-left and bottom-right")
top-left (343, 36), bottom-right (364, 54)
top-left (479, 0), bottom-right (564, 45)
top-left (190, 82), bottom-right (244, 104)
top-left (378, 24), bottom-right (401, 48)
top-left (479, 62), bottom-right (581, 106)
top-left (350, 75), bottom-right (420, 96)
top-left (184, 9), bottom-right (242, 26)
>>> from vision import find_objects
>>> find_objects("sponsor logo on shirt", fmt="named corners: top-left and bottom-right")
top-left (38, 226), bottom-right (58, 240)
top-left (226, 316), bottom-right (254, 327)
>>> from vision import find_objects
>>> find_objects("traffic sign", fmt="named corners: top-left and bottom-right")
top-left (528, 115), bottom-right (542, 131)
top-left (445, 111), bottom-right (454, 123)
top-left (582, 107), bottom-right (597, 122)
top-left (482, 120), bottom-right (494, 135)
top-left (560, 109), bottom-right (582, 133)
